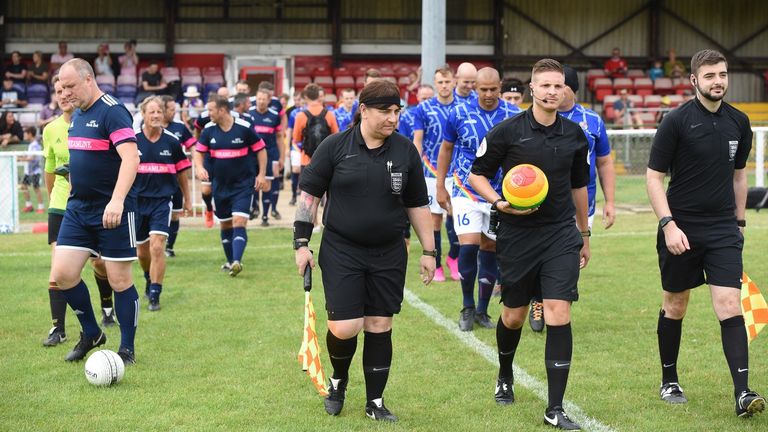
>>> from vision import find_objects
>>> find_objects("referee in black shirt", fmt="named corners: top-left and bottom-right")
top-left (647, 49), bottom-right (765, 416)
top-left (469, 59), bottom-right (589, 431)
top-left (294, 79), bottom-right (436, 422)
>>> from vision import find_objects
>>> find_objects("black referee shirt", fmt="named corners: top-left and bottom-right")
top-left (300, 125), bottom-right (429, 247)
top-left (648, 97), bottom-right (752, 222)
top-left (472, 108), bottom-right (590, 228)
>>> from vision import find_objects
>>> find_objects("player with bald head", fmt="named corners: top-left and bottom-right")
top-left (454, 62), bottom-right (478, 104)
top-left (51, 58), bottom-right (141, 364)
top-left (437, 66), bottom-right (521, 332)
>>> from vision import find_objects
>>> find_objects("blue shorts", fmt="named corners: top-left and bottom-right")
top-left (171, 186), bottom-right (184, 211)
top-left (56, 208), bottom-right (137, 261)
top-left (136, 197), bottom-right (173, 243)
top-left (213, 186), bottom-right (253, 221)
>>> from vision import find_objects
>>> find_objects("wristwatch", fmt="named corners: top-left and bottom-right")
top-left (737, 219), bottom-right (746, 227)
top-left (422, 249), bottom-right (438, 257)
top-left (580, 229), bottom-right (591, 237)
top-left (293, 239), bottom-right (309, 250)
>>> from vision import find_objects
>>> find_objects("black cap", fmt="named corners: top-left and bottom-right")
top-left (501, 79), bottom-right (523, 94)
top-left (563, 66), bottom-right (579, 92)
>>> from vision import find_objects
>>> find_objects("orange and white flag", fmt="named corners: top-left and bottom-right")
top-left (741, 272), bottom-right (768, 344)
top-left (298, 266), bottom-right (328, 397)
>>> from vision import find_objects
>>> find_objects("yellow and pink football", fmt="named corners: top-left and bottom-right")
top-left (502, 164), bottom-right (549, 210)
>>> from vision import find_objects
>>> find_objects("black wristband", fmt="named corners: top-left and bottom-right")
top-left (580, 229), bottom-right (591, 237)
top-left (293, 221), bottom-right (314, 241)
top-left (659, 216), bottom-right (674, 229)
top-left (737, 219), bottom-right (746, 227)
top-left (492, 198), bottom-right (504, 210)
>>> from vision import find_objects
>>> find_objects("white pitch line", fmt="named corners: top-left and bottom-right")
top-left (0, 243), bottom-right (290, 258)
top-left (404, 289), bottom-right (616, 432)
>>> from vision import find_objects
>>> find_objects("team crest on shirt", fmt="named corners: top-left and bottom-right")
top-left (390, 172), bottom-right (403, 194)
top-left (729, 140), bottom-right (738, 161)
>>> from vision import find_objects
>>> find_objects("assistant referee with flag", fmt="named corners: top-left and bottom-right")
top-left (294, 79), bottom-right (436, 422)
top-left (647, 49), bottom-right (764, 416)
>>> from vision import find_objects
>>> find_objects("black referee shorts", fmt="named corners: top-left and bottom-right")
top-left (48, 212), bottom-right (64, 245)
top-left (496, 222), bottom-right (582, 308)
top-left (657, 220), bottom-right (743, 291)
top-left (318, 229), bottom-right (408, 321)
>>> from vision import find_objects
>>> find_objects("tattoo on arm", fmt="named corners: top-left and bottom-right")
top-left (295, 191), bottom-right (320, 223)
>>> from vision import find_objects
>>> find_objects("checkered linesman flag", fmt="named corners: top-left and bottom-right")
top-left (297, 266), bottom-right (329, 396)
top-left (741, 272), bottom-right (768, 344)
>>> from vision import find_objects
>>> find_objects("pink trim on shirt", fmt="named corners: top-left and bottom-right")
top-left (195, 143), bottom-right (209, 153)
top-left (250, 139), bottom-right (265, 152)
top-left (210, 147), bottom-right (249, 159)
top-left (175, 159), bottom-right (192, 171)
top-left (254, 125), bottom-right (276, 135)
top-left (138, 163), bottom-right (176, 174)
top-left (182, 136), bottom-right (197, 150)
top-left (110, 128), bottom-right (136, 144)
top-left (68, 137), bottom-right (110, 151)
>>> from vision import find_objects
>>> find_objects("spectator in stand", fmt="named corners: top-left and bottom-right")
top-left (405, 67), bottom-right (422, 106)
top-left (664, 49), bottom-right (686, 78)
top-left (0, 76), bottom-right (28, 109)
top-left (6, 51), bottom-right (28, 85)
top-left (612, 88), bottom-right (643, 128)
top-left (604, 47), bottom-right (628, 78)
top-left (501, 78), bottom-right (524, 107)
top-left (118, 40), bottom-right (139, 77)
top-left (38, 91), bottom-right (62, 129)
top-left (28, 51), bottom-right (49, 85)
top-left (649, 59), bottom-right (664, 82)
top-left (93, 43), bottom-right (114, 77)
top-left (137, 61), bottom-right (167, 103)
top-left (0, 110), bottom-right (23, 147)
top-left (364, 68), bottom-right (382, 87)
top-left (181, 85), bottom-right (203, 129)
top-left (655, 95), bottom-right (672, 124)
top-left (50, 41), bottom-right (74, 71)
top-left (20, 127), bottom-right (45, 213)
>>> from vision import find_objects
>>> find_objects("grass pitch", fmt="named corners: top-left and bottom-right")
top-left (1, 212), bottom-right (767, 431)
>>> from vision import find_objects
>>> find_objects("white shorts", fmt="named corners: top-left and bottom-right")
top-left (588, 214), bottom-right (594, 230)
top-left (425, 177), bottom-right (446, 215)
top-left (450, 196), bottom-right (496, 240)
top-left (290, 148), bottom-right (301, 167)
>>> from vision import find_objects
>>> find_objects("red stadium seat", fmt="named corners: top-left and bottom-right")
top-left (314, 75), bottom-right (334, 86)
top-left (667, 94), bottom-right (684, 107)
top-left (294, 75), bottom-right (311, 89)
top-left (653, 78), bottom-right (674, 95)
top-left (324, 93), bottom-right (338, 105)
top-left (627, 69), bottom-right (646, 78)
top-left (335, 76), bottom-right (354, 89)
top-left (637, 112), bottom-right (656, 128)
top-left (628, 94), bottom-right (644, 108)
top-left (181, 67), bottom-right (200, 77)
top-left (355, 76), bottom-right (366, 89)
top-left (202, 66), bottom-right (222, 76)
top-left (161, 67), bottom-right (180, 82)
top-left (634, 78), bottom-right (654, 96)
top-left (613, 78), bottom-right (634, 93)
top-left (587, 69), bottom-right (607, 90)
top-left (602, 95), bottom-right (620, 121)
top-left (673, 78), bottom-right (692, 95)
top-left (644, 94), bottom-right (662, 108)
top-left (593, 78), bottom-right (613, 102)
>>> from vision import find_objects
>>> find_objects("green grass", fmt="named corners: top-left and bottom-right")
top-left (1, 213), bottom-right (768, 431)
